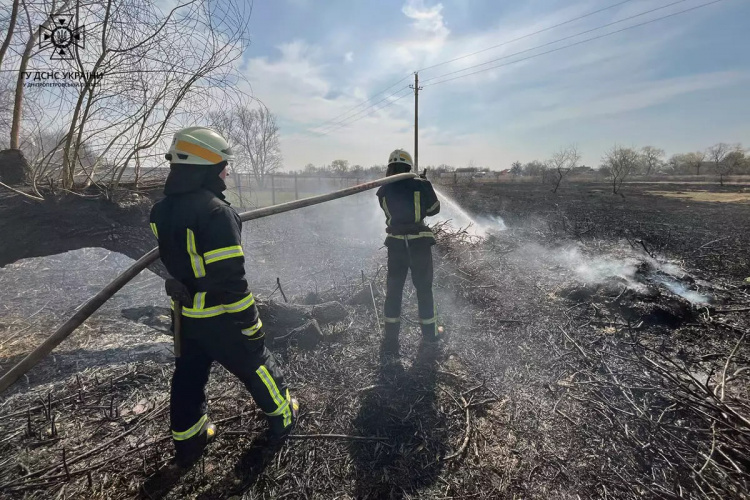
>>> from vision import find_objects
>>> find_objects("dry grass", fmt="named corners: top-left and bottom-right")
top-left (646, 190), bottom-right (750, 203)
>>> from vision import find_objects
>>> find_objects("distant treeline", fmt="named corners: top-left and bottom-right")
top-left (291, 143), bottom-right (749, 179)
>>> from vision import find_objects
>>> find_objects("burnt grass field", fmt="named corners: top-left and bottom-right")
top-left (0, 180), bottom-right (749, 499)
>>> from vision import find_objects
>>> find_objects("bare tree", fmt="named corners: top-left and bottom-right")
top-left (8, 0), bottom-right (74, 151)
top-left (666, 153), bottom-right (685, 175)
top-left (706, 143), bottom-right (740, 186)
top-left (708, 143), bottom-right (745, 186)
top-left (523, 160), bottom-right (545, 178)
top-left (0, 74), bottom-right (13, 150)
top-left (547, 145), bottom-right (580, 193)
top-left (211, 104), bottom-right (282, 188)
top-left (208, 108), bottom-right (249, 204)
top-left (510, 161), bottom-right (522, 177)
top-left (367, 164), bottom-right (386, 176)
top-left (239, 106), bottom-right (281, 188)
top-left (0, 0), bottom-right (21, 69)
top-left (2, 0), bottom-right (252, 194)
top-left (602, 145), bottom-right (639, 194)
top-left (540, 164), bottom-right (554, 185)
top-left (639, 146), bottom-right (665, 176)
top-left (723, 148), bottom-right (747, 176)
top-left (707, 143), bottom-right (730, 172)
top-left (0, 0), bottom-right (264, 279)
top-left (331, 159), bottom-right (349, 174)
top-left (684, 151), bottom-right (706, 176)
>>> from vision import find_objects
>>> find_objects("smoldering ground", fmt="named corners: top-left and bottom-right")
top-left (0, 182), bottom-right (747, 499)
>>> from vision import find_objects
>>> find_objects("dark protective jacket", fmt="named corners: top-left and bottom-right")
top-left (376, 177), bottom-right (441, 246)
top-left (149, 164), bottom-right (260, 334)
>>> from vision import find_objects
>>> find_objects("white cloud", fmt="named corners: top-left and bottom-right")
top-left (402, 0), bottom-right (449, 38)
top-left (239, 0), bottom-right (748, 170)
top-left (245, 40), bottom-right (331, 117)
top-left (375, 0), bottom-right (452, 68)
top-left (243, 39), bottom-right (417, 168)
top-left (517, 71), bottom-right (750, 129)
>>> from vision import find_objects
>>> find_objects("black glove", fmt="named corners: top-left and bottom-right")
top-left (165, 278), bottom-right (191, 304)
top-left (419, 169), bottom-right (428, 179)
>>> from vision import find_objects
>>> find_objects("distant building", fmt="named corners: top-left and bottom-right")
top-left (570, 166), bottom-right (595, 175)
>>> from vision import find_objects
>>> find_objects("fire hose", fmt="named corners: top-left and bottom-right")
top-left (0, 173), bottom-right (417, 393)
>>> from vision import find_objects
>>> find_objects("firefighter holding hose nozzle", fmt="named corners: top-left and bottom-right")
top-left (149, 127), bottom-right (298, 469)
top-left (377, 149), bottom-right (442, 355)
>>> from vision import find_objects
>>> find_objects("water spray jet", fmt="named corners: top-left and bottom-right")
top-left (433, 187), bottom-right (507, 237)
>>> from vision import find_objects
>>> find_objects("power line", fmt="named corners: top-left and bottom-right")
top-left (291, 1), bottom-right (638, 138)
top-left (416, 0), bottom-right (637, 73)
top-left (312, 86), bottom-right (410, 135)
top-left (422, 0), bottom-right (724, 88)
top-left (420, 0), bottom-right (692, 85)
top-left (310, 0), bottom-right (648, 138)
top-left (311, 85), bottom-right (411, 135)
top-left (314, 0), bottom-right (723, 137)
top-left (316, 88), bottom-right (412, 136)
top-left (315, 88), bottom-right (412, 137)
top-left (309, 73), bottom-right (413, 131)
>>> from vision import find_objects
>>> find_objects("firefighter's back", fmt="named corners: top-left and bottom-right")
top-left (150, 188), bottom-right (224, 291)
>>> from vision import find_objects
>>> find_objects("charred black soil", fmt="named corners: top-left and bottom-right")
top-left (0, 181), bottom-right (748, 499)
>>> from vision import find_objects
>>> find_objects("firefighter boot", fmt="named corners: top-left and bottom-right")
top-left (421, 322), bottom-right (439, 343)
top-left (382, 321), bottom-right (400, 356)
top-left (174, 421), bottom-right (216, 469)
top-left (267, 395), bottom-right (299, 444)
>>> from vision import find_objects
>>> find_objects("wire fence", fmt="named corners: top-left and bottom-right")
top-left (224, 173), bottom-right (382, 208)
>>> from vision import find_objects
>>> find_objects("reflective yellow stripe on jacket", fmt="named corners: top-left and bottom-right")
top-left (204, 245), bottom-right (243, 265)
top-left (381, 198), bottom-right (392, 225)
top-left (387, 231), bottom-right (434, 240)
top-left (186, 229), bottom-right (206, 278)
top-left (171, 292), bottom-right (256, 319)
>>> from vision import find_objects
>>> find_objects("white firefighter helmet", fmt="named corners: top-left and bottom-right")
top-left (388, 149), bottom-right (413, 169)
top-left (166, 127), bottom-right (235, 165)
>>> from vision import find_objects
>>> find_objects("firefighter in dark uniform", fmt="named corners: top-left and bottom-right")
top-left (149, 127), bottom-right (298, 468)
top-left (376, 149), bottom-right (441, 353)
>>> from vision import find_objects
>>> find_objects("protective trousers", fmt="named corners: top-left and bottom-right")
top-left (170, 322), bottom-right (291, 452)
top-left (383, 239), bottom-right (438, 340)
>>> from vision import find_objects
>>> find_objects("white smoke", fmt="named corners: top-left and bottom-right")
top-left (656, 278), bottom-right (710, 304)
top-left (512, 242), bottom-right (711, 305)
top-left (475, 215), bottom-right (508, 233)
top-left (433, 188), bottom-right (507, 237)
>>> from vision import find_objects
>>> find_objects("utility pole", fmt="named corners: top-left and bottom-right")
top-left (409, 72), bottom-right (423, 171)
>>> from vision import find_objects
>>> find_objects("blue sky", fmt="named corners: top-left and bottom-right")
top-left (240, 0), bottom-right (750, 169)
